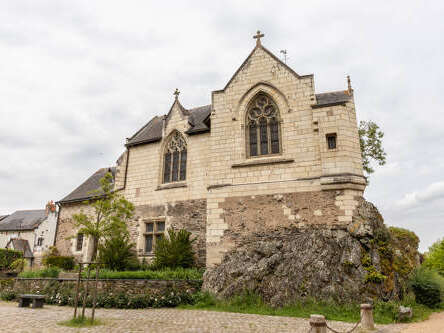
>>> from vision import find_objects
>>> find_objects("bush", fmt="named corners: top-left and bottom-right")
top-left (423, 238), bottom-right (444, 276)
top-left (9, 258), bottom-right (26, 272)
top-left (44, 256), bottom-right (75, 271)
top-left (154, 228), bottom-right (196, 269)
top-left (409, 267), bottom-right (444, 308)
top-left (19, 267), bottom-right (60, 278)
top-left (99, 230), bottom-right (139, 271)
top-left (0, 290), bottom-right (16, 301)
top-left (81, 267), bottom-right (203, 280)
top-left (0, 249), bottom-right (23, 270)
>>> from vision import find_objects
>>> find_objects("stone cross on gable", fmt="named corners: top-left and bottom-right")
top-left (174, 88), bottom-right (180, 99)
top-left (253, 30), bottom-right (264, 46)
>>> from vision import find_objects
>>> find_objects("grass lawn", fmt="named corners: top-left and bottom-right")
top-left (180, 292), bottom-right (443, 324)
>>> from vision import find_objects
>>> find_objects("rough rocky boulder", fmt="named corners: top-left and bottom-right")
top-left (203, 198), bottom-right (417, 306)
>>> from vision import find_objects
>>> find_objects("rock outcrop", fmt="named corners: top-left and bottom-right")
top-left (203, 198), bottom-right (418, 306)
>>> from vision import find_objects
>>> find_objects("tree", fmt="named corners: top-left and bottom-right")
top-left (358, 120), bottom-right (387, 175)
top-left (72, 172), bottom-right (135, 261)
top-left (423, 238), bottom-right (444, 277)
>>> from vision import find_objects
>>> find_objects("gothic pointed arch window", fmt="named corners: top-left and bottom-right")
top-left (163, 131), bottom-right (187, 183)
top-left (246, 93), bottom-right (281, 157)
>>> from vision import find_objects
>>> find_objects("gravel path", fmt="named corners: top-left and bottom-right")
top-left (0, 301), bottom-right (404, 333)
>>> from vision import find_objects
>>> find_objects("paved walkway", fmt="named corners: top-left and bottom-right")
top-left (0, 301), bottom-right (432, 333)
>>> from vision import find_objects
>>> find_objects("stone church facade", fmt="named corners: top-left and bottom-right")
top-left (55, 33), bottom-right (366, 267)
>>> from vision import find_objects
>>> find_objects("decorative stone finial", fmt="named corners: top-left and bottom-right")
top-left (253, 30), bottom-right (264, 46)
top-left (173, 88), bottom-right (180, 99)
top-left (347, 75), bottom-right (352, 94)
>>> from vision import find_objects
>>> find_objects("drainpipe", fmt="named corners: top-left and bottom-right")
top-left (53, 202), bottom-right (62, 247)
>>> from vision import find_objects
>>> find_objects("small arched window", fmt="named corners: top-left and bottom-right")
top-left (246, 94), bottom-right (281, 157)
top-left (163, 131), bottom-right (187, 183)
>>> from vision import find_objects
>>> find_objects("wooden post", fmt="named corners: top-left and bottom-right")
top-left (73, 263), bottom-right (83, 319)
top-left (309, 314), bottom-right (327, 333)
top-left (360, 303), bottom-right (375, 330)
top-left (91, 264), bottom-right (100, 322)
top-left (81, 264), bottom-right (91, 319)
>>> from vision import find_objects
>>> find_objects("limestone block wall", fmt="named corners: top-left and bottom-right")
top-left (313, 98), bottom-right (363, 177)
top-left (209, 48), bottom-right (321, 189)
top-left (121, 117), bottom-right (210, 206)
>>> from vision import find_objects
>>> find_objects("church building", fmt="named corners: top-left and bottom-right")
top-left (55, 32), bottom-right (366, 267)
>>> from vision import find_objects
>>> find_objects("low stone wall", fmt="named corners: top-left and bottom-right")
top-left (2, 278), bottom-right (202, 296)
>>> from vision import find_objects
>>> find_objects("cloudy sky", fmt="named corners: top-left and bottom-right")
top-left (1, 1), bottom-right (443, 251)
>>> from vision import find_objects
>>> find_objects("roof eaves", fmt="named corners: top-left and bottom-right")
top-left (311, 101), bottom-right (347, 109)
top-left (185, 127), bottom-right (210, 135)
top-left (125, 136), bottom-right (162, 148)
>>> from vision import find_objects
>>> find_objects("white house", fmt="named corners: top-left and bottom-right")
top-left (0, 202), bottom-right (58, 267)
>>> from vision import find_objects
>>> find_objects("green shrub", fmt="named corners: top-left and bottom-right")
top-left (81, 267), bottom-right (203, 280)
top-left (409, 267), bottom-right (444, 308)
top-left (19, 267), bottom-right (60, 278)
top-left (0, 290), bottom-right (16, 301)
top-left (9, 258), bottom-right (26, 272)
top-left (154, 228), bottom-right (196, 269)
top-left (44, 256), bottom-right (75, 270)
top-left (45, 289), bottom-right (196, 309)
top-left (364, 265), bottom-right (387, 283)
top-left (99, 231), bottom-right (139, 271)
top-left (0, 248), bottom-right (23, 270)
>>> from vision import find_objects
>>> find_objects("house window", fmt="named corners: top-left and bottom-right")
top-left (144, 220), bottom-right (165, 253)
top-left (326, 133), bottom-right (337, 150)
top-left (37, 237), bottom-right (44, 247)
top-left (163, 131), bottom-right (187, 183)
top-left (246, 94), bottom-right (281, 157)
top-left (76, 233), bottom-right (84, 251)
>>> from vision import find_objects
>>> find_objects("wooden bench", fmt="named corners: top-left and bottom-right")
top-left (18, 294), bottom-right (46, 308)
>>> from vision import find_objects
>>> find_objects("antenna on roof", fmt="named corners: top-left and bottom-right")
top-left (280, 50), bottom-right (288, 64)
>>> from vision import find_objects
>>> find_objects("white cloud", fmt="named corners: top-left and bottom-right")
top-left (396, 181), bottom-right (444, 209)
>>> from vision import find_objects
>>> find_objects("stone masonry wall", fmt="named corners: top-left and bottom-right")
top-left (129, 199), bottom-right (207, 267)
top-left (8, 278), bottom-right (201, 296)
top-left (55, 203), bottom-right (93, 262)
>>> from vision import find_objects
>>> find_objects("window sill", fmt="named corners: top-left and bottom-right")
top-left (232, 157), bottom-right (294, 168)
top-left (155, 182), bottom-right (187, 191)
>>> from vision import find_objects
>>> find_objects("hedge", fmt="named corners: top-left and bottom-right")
top-left (44, 256), bottom-right (75, 271)
top-left (81, 267), bottom-right (203, 280)
top-left (0, 249), bottom-right (23, 270)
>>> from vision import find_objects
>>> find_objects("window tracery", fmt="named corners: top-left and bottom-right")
top-left (246, 94), bottom-right (281, 157)
top-left (163, 131), bottom-right (187, 183)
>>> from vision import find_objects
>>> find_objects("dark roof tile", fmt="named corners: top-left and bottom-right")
top-left (0, 210), bottom-right (46, 231)
top-left (314, 91), bottom-right (352, 107)
top-left (58, 167), bottom-right (115, 204)
top-left (127, 104), bottom-right (211, 147)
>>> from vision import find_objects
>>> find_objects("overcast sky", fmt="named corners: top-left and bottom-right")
top-left (1, 1), bottom-right (443, 251)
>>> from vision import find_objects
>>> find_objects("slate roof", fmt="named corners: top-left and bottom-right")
top-left (7, 239), bottom-right (33, 258)
top-left (126, 104), bottom-right (211, 147)
top-left (58, 167), bottom-right (116, 204)
top-left (0, 210), bottom-right (46, 231)
top-left (314, 91), bottom-right (352, 107)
